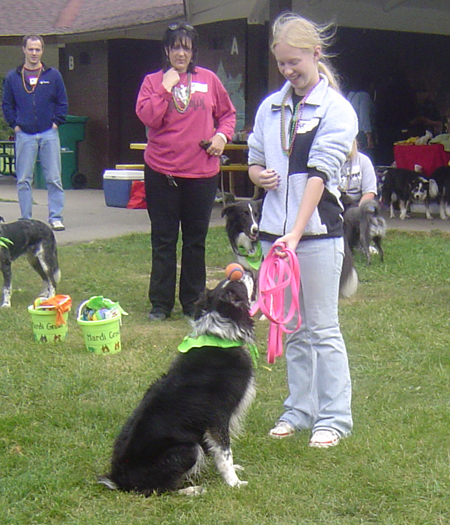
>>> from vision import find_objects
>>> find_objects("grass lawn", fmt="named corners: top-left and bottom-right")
top-left (1, 227), bottom-right (450, 524)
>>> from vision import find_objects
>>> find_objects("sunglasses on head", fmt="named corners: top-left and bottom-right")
top-left (168, 22), bottom-right (194, 31)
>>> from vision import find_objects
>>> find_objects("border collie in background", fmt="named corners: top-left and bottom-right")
top-left (409, 175), bottom-right (439, 220)
top-left (98, 274), bottom-right (256, 496)
top-left (343, 199), bottom-right (386, 266)
top-left (221, 200), bottom-right (358, 299)
top-left (0, 219), bottom-right (60, 308)
top-left (381, 167), bottom-right (418, 220)
top-left (221, 200), bottom-right (262, 279)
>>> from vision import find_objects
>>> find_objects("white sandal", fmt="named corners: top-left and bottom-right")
top-left (268, 421), bottom-right (295, 439)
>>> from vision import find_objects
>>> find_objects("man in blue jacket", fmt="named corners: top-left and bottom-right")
top-left (2, 35), bottom-right (68, 231)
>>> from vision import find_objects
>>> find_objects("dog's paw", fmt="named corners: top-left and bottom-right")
top-left (177, 486), bottom-right (206, 496)
top-left (97, 476), bottom-right (118, 490)
top-left (233, 464), bottom-right (245, 471)
top-left (231, 479), bottom-right (248, 487)
top-left (1, 303), bottom-right (11, 309)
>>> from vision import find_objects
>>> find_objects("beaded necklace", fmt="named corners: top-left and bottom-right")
top-left (172, 73), bottom-right (192, 113)
top-left (280, 80), bottom-right (320, 156)
top-left (22, 66), bottom-right (42, 94)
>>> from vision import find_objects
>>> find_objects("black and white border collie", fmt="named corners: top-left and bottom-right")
top-left (221, 200), bottom-right (358, 298)
top-left (409, 175), bottom-right (437, 218)
top-left (221, 200), bottom-right (262, 278)
top-left (411, 166), bottom-right (450, 220)
top-left (381, 167), bottom-right (418, 220)
top-left (0, 218), bottom-right (60, 308)
top-left (98, 274), bottom-right (256, 496)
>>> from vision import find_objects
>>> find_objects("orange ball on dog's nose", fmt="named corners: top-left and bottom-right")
top-left (225, 263), bottom-right (244, 281)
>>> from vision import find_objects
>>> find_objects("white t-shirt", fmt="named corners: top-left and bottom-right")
top-left (339, 151), bottom-right (378, 204)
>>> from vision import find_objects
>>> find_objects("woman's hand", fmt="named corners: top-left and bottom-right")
top-left (249, 167), bottom-right (280, 191)
top-left (275, 232), bottom-right (301, 254)
top-left (162, 68), bottom-right (180, 92)
top-left (206, 134), bottom-right (226, 157)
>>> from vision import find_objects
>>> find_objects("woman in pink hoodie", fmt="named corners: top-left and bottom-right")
top-left (136, 21), bottom-right (236, 321)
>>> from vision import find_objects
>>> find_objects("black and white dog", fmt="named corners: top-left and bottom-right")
top-left (415, 166), bottom-right (450, 220)
top-left (343, 199), bottom-right (386, 266)
top-left (98, 274), bottom-right (256, 496)
top-left (221, 200), bottom-right (262, 279)
top-left (409, 175), bottom-right (439, 220)
top-left (0, 218), bottom-right (60, 308)
top-left (381, 167), bottom-right (418, 220)
top-left (221, 199), bottom-right (358, 298)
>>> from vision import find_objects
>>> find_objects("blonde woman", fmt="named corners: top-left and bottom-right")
top-left (339, 140), bottom-right (378, 210)
top-left (248, 13), bottom-right (357, 447)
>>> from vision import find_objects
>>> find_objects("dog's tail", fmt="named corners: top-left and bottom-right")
top-left (339, 237), bottom-right (358, 299)
top-left (53, 256), bottom-right (61, 284)
top-left (365, 199), bottom-right (387, 240)
top-left (369, 216), bottom-right (387, 239)
top-left (49, 241), bottom-right (61, 285)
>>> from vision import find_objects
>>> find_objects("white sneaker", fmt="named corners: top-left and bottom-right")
top-left (268, 421), bottom-right (295, 439)
top-left (309, 428), bottom-right (340, 448)
top-left (50, 220), bottom-right (65, 231)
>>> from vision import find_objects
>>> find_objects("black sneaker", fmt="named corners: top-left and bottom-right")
top-left (148, 311), bottom-right (167, 321)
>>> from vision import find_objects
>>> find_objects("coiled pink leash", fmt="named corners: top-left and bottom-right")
top-left (250, 242), bottom-right (301, 363)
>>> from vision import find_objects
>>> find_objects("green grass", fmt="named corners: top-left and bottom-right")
top-left (1, 228), bottom-right (450, 524)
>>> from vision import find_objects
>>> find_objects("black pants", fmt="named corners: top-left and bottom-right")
top-left (144, 166), bottom-right (219, 316)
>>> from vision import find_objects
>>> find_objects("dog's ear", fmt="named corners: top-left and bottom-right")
top-left (192, 288), bottom-right (211, 318)
top-left (0, 216), bottom-right (5, 223)
top-left (221, 205), bottom-right (235, 218)
top-left (253, 199), bottom-right (262, 213)
top-left (222, 280), bottom-right (252, 309)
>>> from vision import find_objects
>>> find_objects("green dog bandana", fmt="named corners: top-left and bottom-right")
top-left (238, 241), bottom-right (263, 271)
top-left (178, 334), bottom-right (259, 367)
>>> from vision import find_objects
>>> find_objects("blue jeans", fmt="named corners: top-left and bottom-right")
top-left (261, 237), bottom-right (353, 438)
top-left (15, 128), bottom-right (64, 222)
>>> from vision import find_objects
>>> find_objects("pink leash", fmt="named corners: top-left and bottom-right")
top-left (250, 243), bottom-right (301, 364)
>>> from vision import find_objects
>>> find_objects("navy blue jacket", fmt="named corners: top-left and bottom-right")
top-left (2, 64), bottom-right (68, 134)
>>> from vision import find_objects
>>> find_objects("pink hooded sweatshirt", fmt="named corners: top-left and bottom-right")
top-left (136, 66), bottom-right (236, 178)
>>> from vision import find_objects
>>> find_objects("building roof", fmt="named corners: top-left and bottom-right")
top-left (0, 0), bottom-right (184, 37)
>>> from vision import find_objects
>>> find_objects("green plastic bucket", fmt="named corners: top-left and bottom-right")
top-left (77, 315), bottom-right (122, 355)
top-left (28, 306), bottom-right (69, 343)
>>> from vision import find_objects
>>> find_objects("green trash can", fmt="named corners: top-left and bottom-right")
top-left (34, 115), bottom-right (89, 189)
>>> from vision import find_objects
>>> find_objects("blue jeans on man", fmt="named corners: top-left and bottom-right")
top-left (15, 127), bottom-right (64, 224)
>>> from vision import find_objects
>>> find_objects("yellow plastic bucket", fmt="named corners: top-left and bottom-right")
top-left (77, 315), bottom-right (122, 355)
top-left (28, 306), bottom-right (69, 343)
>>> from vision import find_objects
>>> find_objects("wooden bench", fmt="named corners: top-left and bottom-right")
top-left (115, 164), bottom-right (145, 170)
